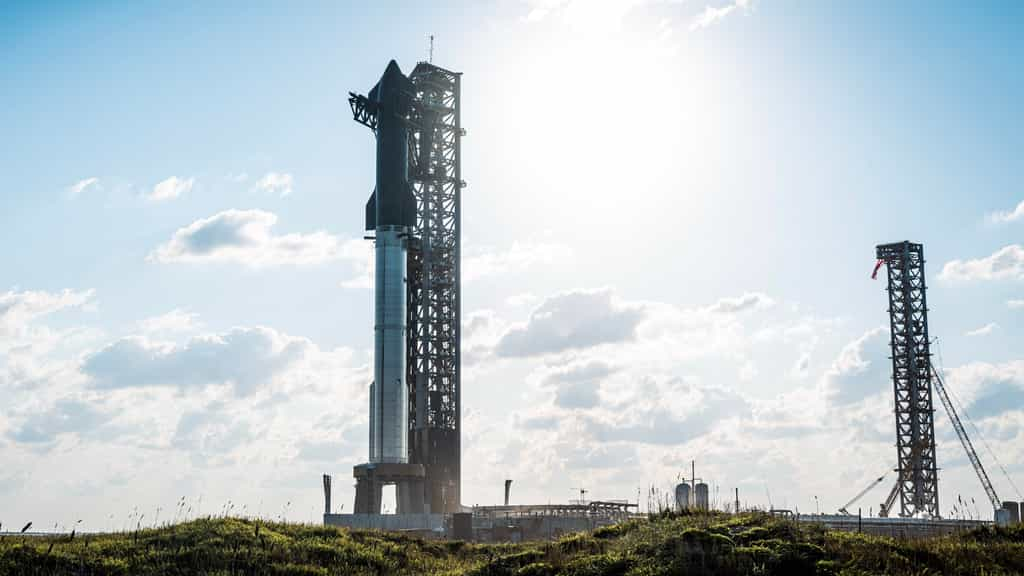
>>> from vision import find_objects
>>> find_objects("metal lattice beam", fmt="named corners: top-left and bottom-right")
top-left (406, 62), bottom-right (463, 513)
top-left (876, 241), bottom-right (939, 518)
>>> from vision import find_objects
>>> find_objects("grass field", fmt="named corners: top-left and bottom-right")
top-left (2, 511), bottom-right (1022, 575)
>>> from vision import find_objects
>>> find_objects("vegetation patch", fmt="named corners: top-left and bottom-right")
top-left (2, 512), bottom-right (1022, 575)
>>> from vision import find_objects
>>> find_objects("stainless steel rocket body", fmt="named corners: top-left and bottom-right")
top-left (369, 226), bottom-right (408, 463)
top-left (362, 60), bottom-right (416, 466)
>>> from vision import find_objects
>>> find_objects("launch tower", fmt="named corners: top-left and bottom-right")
top-left (876, 241), bottom-right (940, 518)
top-left (349, 60), bottom-right (463, 515)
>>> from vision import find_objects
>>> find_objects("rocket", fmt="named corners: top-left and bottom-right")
top-left (359, 60), bottom-right (417, 464)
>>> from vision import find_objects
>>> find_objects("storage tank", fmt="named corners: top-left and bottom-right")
top-left (695, 482), bottom-right (710, 511)
top-left (675, 483), bottom-right (691, 511)
top-left (995, 507), bottom-right (1011, 526)
top-left (1003, 501), bottom-right (1020, 524)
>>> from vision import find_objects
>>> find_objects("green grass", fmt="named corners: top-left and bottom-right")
top-left (2, 512), bottom-right (1022, 575)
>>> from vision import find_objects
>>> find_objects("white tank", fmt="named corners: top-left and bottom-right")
top-left (675, 483), bottom-right (690, 511)
top-left (695, 483), bottom-right (710, 511)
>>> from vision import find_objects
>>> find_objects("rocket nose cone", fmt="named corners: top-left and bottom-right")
top-left (383, 59), bottom-right (404, 78)
top-left (378, 59), bottom-right (412, 96)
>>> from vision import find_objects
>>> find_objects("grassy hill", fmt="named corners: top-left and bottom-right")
top-left (2, 511), bottom-right (1022, 575)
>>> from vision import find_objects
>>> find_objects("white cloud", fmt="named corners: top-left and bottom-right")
top-left (690, 0), bottom-right (751, 31)
top-left (0, 288), bottom-right (98, 400)
top-left (939, 245), bottom-right (1024, 282)
top-left (791, 351), bottom-right (812, 379)
top-left (942, 361), bottom-right (1024, 419)
top-left (138, 308), bottom-right (201, 335)
top-left (580, 378), bottom-right (751, 445)
top-left (148, 209), bottom-right (362, 268)
top-left (82, 326), bottom-right (309, 396)
top-left (146, 176), bottom-right (194, 202)
top-left (495, 288), bottom-right (645, 357)
top-left (540, 359), bottom-right (618, 409)
top-left (66, 177), bottom-right (99, 198)
top-left (463, 240), bottom-right (572, 282)
top-left (965, 322), bottom-right (998, 337)
top-left (5, 279), bottom-right (1021, 527)
top-left (338, 239), bottom-right (374, 289)
top-left (505, 292), bottom-right (540, 308)
top-left (253, 172), bottom-right (294, 197)
top-left (1008, 299), bottom-right (1024, 310)
top-left (9, 397), bottom-right (113, 446)
top-left (704, 292), bottom-right (774, 314)
top-left (820, 327), bottom-right (889, 406)
top-left (463, 309), bottom-right (497, 340)
top-left (470, 306), bottom-right (907, 514)
top-left (0, 288), bottom-right (95, 337)
top-left (988, 199), bottom-right (1024, 224)
top-left (0, 287), bottom-right (374, 530)
top-left (470, 287), bottom-right (855, 506)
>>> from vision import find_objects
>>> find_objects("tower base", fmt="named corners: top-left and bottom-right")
top-left (353, 462), bottom-right (427, 514)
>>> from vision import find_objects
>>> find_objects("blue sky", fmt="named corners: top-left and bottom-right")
top-left (2, 0), bottom-right (1023, 529)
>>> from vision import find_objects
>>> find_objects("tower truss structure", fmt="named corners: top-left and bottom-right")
top-left (876, 241), bottom-right (939, 518)
top-left (406, 62), bottom-right (463, 513)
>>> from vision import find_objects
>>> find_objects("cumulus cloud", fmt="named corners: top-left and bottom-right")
top-left (138, 308), bottom-right (201, 335)
top-left (988, 199), bottom-right (1024, 224)
top-left (0, 288), bottom-right (94, 336)
top-left (495, 289), bottom-right (645, 357)
top-left (791, 352), bottom-right (812, 379)
top-left (543, 360), bottom-right (617, 386)
top-left (0, 288), bottom-right (98, 403)
top-left (965, 322), bottom-right (998, 337)
top-left (942, 361), bottom-right (1024, 419)
top-left (969, 381), bottom-right (1024, 420)
top-left (690, 0), bottom-right (751, 31)
top-left (542, 360), bottom-right (618, 409)
top-left (82, 326), bottom-right (309, 395)
top-left (171, 401), bottom-right (259, 462)
top-left (253, 172), bottom-right (294, 197)
top-left (821, 327), bottom-right (889, 406)
top-left (704, 292), bottom-right (774, 314)
top-left (66, 177), bottom-right (99, 198)
top-left (146, 176), bottom-right (194, 201)
top-left (0, 290), bottom-right (372, 529)
top-left (463, 309), bottom-right (496, 340)
top-left (939, 245), bottom-right (1024, 282)
top-left (560, 442), bottom-right (637, 470)
top-left (582, 378), bottom-right (750, 445)
top-left (9, 398), bottom-right (109, 445)
top-left (148, 209), bottom-right (361, 267)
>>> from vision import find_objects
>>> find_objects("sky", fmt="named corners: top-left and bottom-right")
top-left (2, 0), bottom-right (1024, 530)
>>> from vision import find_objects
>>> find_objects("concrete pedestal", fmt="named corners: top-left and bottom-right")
top-left (353, 462), bottom-right (427, 514)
